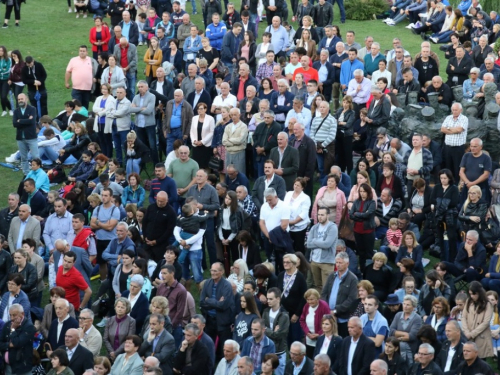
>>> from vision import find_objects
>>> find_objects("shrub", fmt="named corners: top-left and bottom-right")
top-left (345, 0), bottom-right (389, 20)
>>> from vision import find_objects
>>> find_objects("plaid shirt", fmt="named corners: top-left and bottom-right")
top-left (240, 195), bottom-right (258, 217)
top-left (256, 61), bottom-right (278, 82)
top-left (249, 339), bottom-right (263, 370)
top-left (403, 147), bottom-right (434, 181)
top-left (442, 114), bottom-right (468, 146)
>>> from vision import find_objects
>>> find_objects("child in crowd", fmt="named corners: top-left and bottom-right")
top-left (173, 203), bottom-right (209, 262)
top-left (386, 218), bottom-right (403, 249)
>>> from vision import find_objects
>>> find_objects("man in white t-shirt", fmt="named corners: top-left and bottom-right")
top-left (211, 82), bottom-right (237, 122)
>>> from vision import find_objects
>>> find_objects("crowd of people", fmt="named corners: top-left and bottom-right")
top-left (5, 0), bottom-right (500, 374)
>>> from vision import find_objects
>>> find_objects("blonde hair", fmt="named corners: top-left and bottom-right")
top-left (372, 252), bottom-right (388, 265)
top-left (149, 296), bottom-right (170, 315)
top-left (262, 261), bottom-right (275, 274)
top-left (87, 193), bottom-right (102, 205)
top-left (463, 185), bottom-right (482, 212)
top-left (283, 253), bottom-right (298, 265)
top-left (304, 288), bottom-right (320, 300)
top-left (389, 218), bottom-right (398, 228)
top-left (357, 280), bottom-right (374, 294)
top-left (127, 130), bottom-right (137, 141)
top-left (357, 170), bottom-right (371, 187)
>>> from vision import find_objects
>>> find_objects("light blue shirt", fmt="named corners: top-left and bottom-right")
top-left (16, 217), bottom-right (29, 249)
top-left (193, 91), bottom-right (203, 109)
top-left (92, 204), bottom-right (121, 240)
top-left (152, 329), bottom-right (164, 352)
top-left (43, 211), bottom-right (74, 250)
top-left (137, 96), bottom-right (145, 128)
top-left (285, 107), bottom-right (312, 136)
top-left (170, 101), bottom-right (183, 129)
top-left (328, 270), bottom-right (348, 323)
top-left (122, 21), bottom-right (131, 41)
top-left (318, 63), bottom-right (328, 83)
top-left (293, 355), bottom-right (306, 375)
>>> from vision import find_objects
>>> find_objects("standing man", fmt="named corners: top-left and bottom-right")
top-left (459, 138), bottom-right (492, 201)
top-left (7, 204), bottom-right (41, 254)
top-left (252, 110), bottom-right (281, 177)
top-left (240, 319), bottom-right (276, 373)
top-left (101, 222), bottom-right (136, 273)
top-left (90, 188), bottom-right (120, 281)
top-left (221, 22), bottom-right (243, 73)
top-left (167, 145), bottom-right (198, 207)
top-left (13, 93), bottom-right (38, 176)
top-left (312, 0), bottom-right (333, 41)
top-left (285, 97), bottom-right (312, 135)
top-left (149, 163), bottom-right (179, 210)
top-left (119, 11), bottom-right (140, 45)
top-left (269, 132), bottom-right (299, 191)
top-left (346, 69), bottom-right (371, 114)
top-left (187, 170), bottom-right (219, 266)
top-left (130, 81), bottom-right (159, 165)
top-left (307, 207), bottom-right (338, 292)
top-left (360, 295), bottom-right (389, 357)
top-left (43, 198), bottom-right (73, 255)
top-left (181, 64), bottom-right (200, 97)
top-left (364, 42), bottom-right (385, 79)
top-left (0, 193), bottom-right (19, 239)
top-left (164, 89), bottom-right (194, 154)
top-left (206, 13), bottom-right (227, 52)
top-left (270, 79), bottom-right (294, 126)
top-left (293, 56), bottom-right (319, 84)
top-left (211, 82), bottom-right (237, 122)
top-left (142, 192), bottom-right (176, 262)
top-left (21, 56), bottom-right (48, 119)
top-left (223, 108), bottom-right (249, 174)
top-left (313, 50), bottom-right (335, 102)
top-left (65, 46), bottom-right (93, 109)
top-left (264, 17), bottom-right (288, 58)
top-left (290, 122), bottom-right (316, 197)
top-left (200, 262), bottom-right (235, 360)
top-left (113, 37), bottom-right (138, 101)
top-left (310, 101), bottom-right (337, 181)
top-left (106, 87), bottom-right (132, 166)
top-left (446, 46), bottom-right (473, 87)
top-left (454, 342), bottom-right (494, 375)
top-left (441, 103), bottom-right (468, 181)
top-left (256, 51), bottom-right (278, 82)
top-left (252, 161), bottom-right (287, 211)
top-left (150, 67), bottom-right (174, 158)
top-left (66, 213), bottom-right (97, 264)
top-left (340, 48), bottom-right (364, 96)
top-left (232, 65), bottom-right (259, 105)
top-left (183, 25), bottom-right (203, 71)
top-left (403, 133), bottom-right (434, 197)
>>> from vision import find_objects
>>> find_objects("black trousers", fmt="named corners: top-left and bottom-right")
top-left (354, 231), bottom-right (375, 273)
top-left (336, 133), bottom-right (353, 173)
top-left (0, 80), bottom-right (11, 112)
top-left (5, 3), bottom-right (21, 20)
top-left (443, 144), bottom-right (465, 182)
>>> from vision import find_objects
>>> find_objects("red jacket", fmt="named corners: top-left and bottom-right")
top-left (299, 299), bottom-right (331, 336)
top-left (89, 26), bottom-right (111, 53)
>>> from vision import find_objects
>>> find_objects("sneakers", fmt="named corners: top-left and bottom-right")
top-left (430, 37), bottom-right (438, 43)
top-left (5, 154), bottom-right (17, 163)
top-left (193, 11), bottom-right (198, 14)
top-left (76, 13), bottom-right (80, 18)
top-left (2, 23), bottom-right (7, 28)
top-left (8, 110), bottom-right (12, 116)
top-left (96, 317), bottom-right (108, 327)
top-left (68, 7), bottom-right (72, 12)
top-left (1, 111), bottom-right (6, 117)
top-left (83, 13), bottom-right (87, 18)
top-left (138, 42), bottom-right (143, 46)
top-left (386, 20), bottom-right (395, 26)
top-left (405, 23), bottom-right (414, 29)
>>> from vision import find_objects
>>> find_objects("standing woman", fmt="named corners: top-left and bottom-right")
top-left (296, 29), bottom-right (317, 61)
top-left (313, 315), bottom-right (343, 371)
top-left (335, 95), bottom-right (355, 174)
top-left (462, 281), bottom-right (494, 359)
top-left (349, 183), bottom-right (376, 273)
top-left (218, 191), bottom-right (245, 263)
top-left (255, 32), bottom-right (275, 67)
top-left (89, 16), bottom-right (111, 60)
top-left (311, 173), bottom-right (346, 227)
top-left (299, 288), bottom-right (331, 358)
top-left (93, 52), bottom-right (109, 98)
top-left (291, 73), bottom-right (306, 98)
top-left (3, 0), bottom-right (23, 27)
top-left (144, 37), bottom-right (162, 85)
top-left (211, 107), bottom-right (232, 181)
top-left (101, 55), bottom-right (126, 97)
top-left (238, 31), bottom-right (257, 76)
top-left (22, 238), bottom-right (44, 308)
top-left (430, 168), bottom-right (459, 262)
top-left (283, 177), bottom-right (311, 255)
top-left (0, 46), bottom-right (12, 116)
top-left (92, 83), bottom-right (115, 158)
top-left (190, 102), bottom-right (215, 170)
top-left (277, 253), bottom-right (308, 345)
top-left (8, 50), bottom-right (24, 107)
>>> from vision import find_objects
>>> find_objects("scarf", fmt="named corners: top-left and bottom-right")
top-left (113, 315), bottom-right (128, 350)
top-left (73, 228), bottom-right (94, 251)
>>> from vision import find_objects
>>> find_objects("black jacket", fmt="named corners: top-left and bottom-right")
top-left (458, 199), bottom-right (488, 233)
top-left (312, 2), bottom-right (334, 26)
top-left (48, 316), bottom-right (79, 350)
top-left (118, 20), bottom-right (139, 45)
top-left (407, 185), bottom-right (433, 215)
top-left (380, 352), bottom-right (408, 375)
top-left (108, 0), bottom-right (125, 26)
top-left (0, 205), bottom-right (18, 238)
top-left (414, 56), bottom-right (439, 87)
top-left (253, 121), bottom-right (282, 156)
top-left (349, 198), bottom-right (376, 231)
top-left (366, 95), bottom-right (391, 129)
top-left (269, 145), bottom-right (300, 190)
top-left (334, 334), bottom-right (375, 375)
top-left (277, 271), bottom-right (308, 317)
top-left (21, 61), bottom-right (47, 92)
top-left (375, 175), bottom-right (405, 202)
top-left (173, 339), bottom-right (211, 375)
top-left (231, 74), bottom-right (260, 96)
top-left (60, 344), bottom-right (94, 375)
top-left (64, 134), bottom-right (91, 159)
top-left (142, 203), bottom-right (176, 247)
top-left (408, 360), bottom-right (443, 375)
top-left (426, 140), bottom-right (443, 167)
top-left (13, 105), bottom-right (37, 140)
top-left (237, 41), bottom-right (257, 68)
top-left (290, 134), bottom-right (316, 181)
top-left (10, 262), bottom-right (38, 300)
top-left (21, 189), bottom-right (46, 216)
top-left (314, 334), bottom-right (343, 371)
top-left (0, 250), bottom-right (12, 294)
top-left (251, 174), bottom-right (286, 210)
top-left (0, 318), bottom-right (35, 374)
top-left (321, 270), bottom-right (358, 319)
top-left (123, 137), bottom-right (150, 161)
top-left (186, 89), bottom-right (212, 113)
top-left (454, 357), bottom-right (495, 375)
top-left (334, 108), bottom-right (355, 137)
top-left (284, 357), bottom-right (314, 375)
top-left (150, 78), bottom-right (174, 105)
top-left (435, 340), bottom-right (464, 375)
top-left (446, 55), bottom-right (473, 86)
top-left (421, 83), bottom-right (453, 107)
top-left (430, 184), bottom-right (459, 225)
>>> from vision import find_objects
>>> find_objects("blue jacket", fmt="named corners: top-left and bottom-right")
top-left (102, 237), bottom-right (136, 272)
top-left (206, 22), bottom-right (227, 50)
top-left (424, 314), bottom-right (448, 342)
top-left (340, 59), bottom-right (364, 87)
top-left (221, 31), bottom-right (243, 63)
top-left (183, 35), bottom-right (203, 61)
top-left (330, 52), bottom-right (348, 82)
top-left (394, 0), bottom-right (411, 8)
top-left (457, 0), bottom-right (471, 14)
top-left (0, 290), bottom-right (31, 324)
top-left (25, 169), bottom-right (50, 193)
top-left (486, 254), bottom-right (500, 279)
top-left (317, 36), bottom-right (342, 56)
top-left (224, 171), bottom-right (249, 192)
top-left (269, 90), bottom-right (295, 117)
top-left (240, 336), bottom-right (276, 373)
top-left (162, 48), bottom-right (184, 75)
top-left (69, 160), bottom-right (95, 182)
top-left (200, 278), bottom-right (235, 329)
top-left (22, 189), bottom-right (46, 217)
top-left (119, 20), bottom-right (140, 45)
top-left (429, 9), bottom-right (446, 26)
top-left (123, 185), bottom-right (146, 208)
top-left (148, 176), bottom-right (178, 212)
top-left (455, 242), bottom-right (487, 273)
top-left (407, 0), bottom-right (427, 12)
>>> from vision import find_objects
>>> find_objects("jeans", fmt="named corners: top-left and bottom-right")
top-left (39, 147), bottom-right (59, 163)
top-left (172, 325), bottom-right (184, 349)
top-left (166, 127), bottom-right (183, 154)
top-left (190, 0), bottom-right (197, 12)
top-left (331, 0), bottom-right (345, 21)
top-left (136, 125), bottom-right (159, 164)
top-left (12, 85), bottom-right (24, 108)
top-left (276, 353), bottom-right (286, 375)
top-left (317, 152), bottom-right (326, 181)
top-left (315, 26), bottom-right (325, 40)
top-left (71, 89), bottom-right (91, 109)
top-left (380, 245), bottom-right (397, 263)
top-left (126, 158), bottom-right (141, 175)
top-left (126, 71), bottom-right (137, 101)
top-left (18, 139), bottom-right (39, 175)
top-left (112, 126), bottom-right (128, 165)
top-left (182, 249), bottom-right (203, 283)
top-left (431, 30), bottom-right (453, 43)
top-left (203, 218), bottom-right (217, 265)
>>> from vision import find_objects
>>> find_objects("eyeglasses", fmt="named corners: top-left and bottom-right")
top-left (78, 317), bottom-right (91, 320)
top-left (418, 352), bottom-right (431, 356)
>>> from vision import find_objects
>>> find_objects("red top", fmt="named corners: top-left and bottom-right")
top-left (354, 200), bottom-right (374, 234)
top-left (56, 266), bottom-right (89, 311)
top-left (89, 26), bottom-right (111, 53)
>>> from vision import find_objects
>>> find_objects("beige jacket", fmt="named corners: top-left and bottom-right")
top-left (462, 301), bottom-right (494, 358)
top-left (222, 121), bottom-right (249, 153)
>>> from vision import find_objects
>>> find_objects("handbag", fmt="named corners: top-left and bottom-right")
top-left (208, 155), bottom-right (223, 171)
top-left (338, 205), bottom-right (355, 242)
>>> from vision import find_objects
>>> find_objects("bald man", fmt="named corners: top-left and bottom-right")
top-left (142, 191), bottom-right (177, 262)
top-left (8, 203), bottom-right (41, 254)
top-left (13, 93), bottom-right (39, 175)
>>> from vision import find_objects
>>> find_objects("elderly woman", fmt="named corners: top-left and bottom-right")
top-left (10, 248), bottom-right (38, 303)
top-left (351, 280), bottom-right (374, 317)
top-left (458, 185), bottom-right (488, 233)
top-left (375, 162), bottom-right (404, 201)
top-left (349, 183), bottom-right (377, 273)
top-left (92, 83), bottom-right (115, 158)
top-left (313, 314), bottom-right (343, 371)
top-left (123, 130), bottom-right (150, 176)
top-left (101, 55), bottom-right (126, 96)
top-left (472, 35), bottom-right (493, 67)
top-left (389, 295), bottom-right (423, 363)
top-left (139, 296), bottom-right (173, 341)
top-left (396, 231), bottom-right (424, 275)
top-left (300, 288), bottom-right (331, 358)
top-left (277, 254), bottom-right (308, 344)
top-left (121, 274), bottom-right (149, 334)
top-left (417, 269), bottom-right (451, 320)
top-left (103, 297), bottom-right (136, 360)
top-left (462, 281), bottom-right (494, 359)
top-left (363, 252), bottom-right (392, 301)
top-left (423, 296), bottom-right (450, 343)
top-left (41, 287), bottom-right (76, 338)
top-left (227, 259), bottom-right (252, 293)
top-left (312, 174), bottom-right (346, 227)
top-left (212, 106), bottom-right (232, 180)
top-left (191, 102), bottom-right (215, 169)
top-left (284, 177), bottom-right (311, 255)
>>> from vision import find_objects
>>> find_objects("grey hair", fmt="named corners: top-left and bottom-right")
top-left (485, 57), bottom-right (495, 63)
top-left (371, 85), bottom-right (382, 93)
top-left (419, 343), bottom-right (435, 354)
top-left (371, 359), bottom-right (388, 372)
top-left (119, 37), bottom-right (128, 43)
top-left (83, 371), bottom-right (98, 375)
top-left (278, 131), bottom-right (288, 138)
top-left (224, 339), bottom-right (240, 352)
top-left (117, 221), bottom-right (129, 230)
top-left (174, 89), bottom-right (184, 96)
top-left (353, 69), bottom-right (364, 76)
top-left (291, 341), bottom-right (306, 354)
top-left (80, 308), bottom-right (94, 319)
top-left (336, 239), bottom-right (346, 249)
top-left (130, 274), bottom-right (145, 287)
top-left (480, 35), bottom-right (489, 41)
top-left (314, 353), bottom-right (331, 366)
top-left (8, 193), bottom-right (19, 200)
top-left (452, 102), bottom-right (463, 110)
top-left (54, 239), bottom-right (69, 247)
top-left (349, 316), bottom-right (362, 328)
top-left (237, 185), bottom-right (248, 194)
top-left (240, 63), bottom-right (250, 71)
top-left (320, 49), bottom-right (330, 58)
top-left (264, 110), bottom-right (275, 117)
top-left (467, 230), bottom-right (479, 240)
top-left (372, 42), bottom-right (380, 49)
top-left (403, 295), bottom-right (418, 307)
top-left (195, 77), bottom-right (205, 86)
top-left (137, 80), bottom-right (148, 87)
top-left (364, 35), bottom-right (373, 41)
top-left (295, 122), bottom-right (306, 130)
top-left (263, 188), bottom-right (277, 198)
top-left (446, 319), bottom-right (462, 331)
top-left (471, 137), bottom-right (483, 146)
top-left (470, 67), bottom-right (480, 74)
top-left (192, 314), bottom-right (206, 324)
top-left (335, 251), bottom-right (349, 263)
top-left (230, 107), bottom-right (241, 115)
top-left (260, 99), bottom-right (270, 107)
top-left (484, 73), bottom-right (494, 80)
top-left (246, 85), bottom-right (257, 92)
top-left (293, 96), bottom-right (304, 104)
top-left (184, 323), bottom-right (201, 336)
top-left (278, 78), bottom-right (289, 88)
top-left (240, 356), bottom-right (253, 367)
top-left (464, 341), bottom-right (479, 351)
top-left (376, 127), bottom-right (387, 135)
top-left (9, 303), bottom-right (23, 313)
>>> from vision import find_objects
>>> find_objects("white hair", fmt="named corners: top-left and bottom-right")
top-left (224, 339), bottom-right (240, 352)
top-left (354, 69), bottom-right (364, 76)
top-left (263, 188), bottom-right (277, 198)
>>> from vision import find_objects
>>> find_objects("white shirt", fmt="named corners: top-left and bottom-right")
top-left (2, 295), bottom-right (14, 322)
top-left (260, 199), bottom-right (290, 232)
top-left (444, 344), bottom-right (456, 372)
top-left (347, 337), bottom-right (359, 375)
top-left (57, 314), bottom-right (70, 342)
top-left (213, 94), bottom-right (237, 122)
top-left (67, 344), bottom-right (79, 361)
top-left (382, 199), bottom-right (393, 216)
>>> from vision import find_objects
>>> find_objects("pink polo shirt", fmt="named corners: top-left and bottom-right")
top-left (66, 56), bottom-right (93, 91)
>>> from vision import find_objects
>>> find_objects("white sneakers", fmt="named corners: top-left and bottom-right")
top-left (1, 111), bottom-right (6, 117)
top-left (5, 154), bottom-right (17, 163)
top-left (405, 23), bottom-right (414, 29)
top-left (9, 110), bottom-right (12, 116)
top-left (96, 317), bottom-right (108, 327)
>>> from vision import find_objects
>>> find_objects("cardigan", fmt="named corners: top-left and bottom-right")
top-left (311, 186), bottom-right (346, 226)
top-left (92, 95), bottom-right (116, 134)
top-left (103, 315), bottom-right (136, 355)
top-left (101, 66), bottom-right (127, 96)
top-left (89, 26), bottom-right (111, 52)
top-left (190, 115), bottom-right (216, 147)
top-left (144, 48), bottom-right (163, 78)
top-left (299, 299), bottom-right (331, 337)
